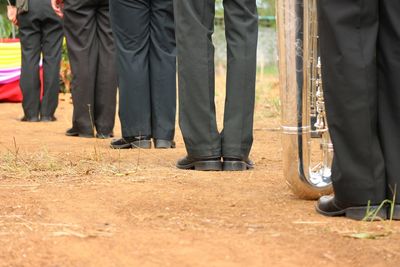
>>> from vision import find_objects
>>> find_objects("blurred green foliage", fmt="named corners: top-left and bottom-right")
top-left (0, 3), bottom-right (16, 38)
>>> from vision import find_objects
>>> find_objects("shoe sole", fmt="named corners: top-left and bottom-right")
top-left (154, 140), bottom-right (176, 149)
top-left (177, 160), bottom-right (222, 171)
top-left (316, 205), bottom-right (388, 221)
top-left (21, 118), bottom-right (40, 122)
top-left (223, 161), bottom-right (254, 171)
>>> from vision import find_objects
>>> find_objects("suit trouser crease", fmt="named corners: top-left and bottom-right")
top-left (63, 0), bottom-right (117, 134)
top-left (18, 0), bottom-right (63, 118)
top-left (174, 0), bottom-right (258, 158)
top-left (222, 0), bottom-right (258, 158)
top-left (377, 1), bottom-right (400, 203)
top-left (110, 0), bottom-right (176, 140)
top-left (318, 0), bottom-right (400, 205)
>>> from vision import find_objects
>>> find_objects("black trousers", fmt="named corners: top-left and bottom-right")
top-left (109, 0), bottom-right (176, 140)
top-left (318, 0), bottom-right (400, 205)
top-left (174, 0), bottom-right (258, 158)
top-left (63, 0), bottom-right (117, 135)
top-left (18, 0), bottom-right (63, 118)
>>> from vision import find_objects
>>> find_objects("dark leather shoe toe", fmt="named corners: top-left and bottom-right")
top-left (21, 116), bottom-right (39, 122)
top-left (316, 195), bottom-right (387, 221)
top-left (176, 156), bottom-right (222, 171)
top-left (110, 138), bottom-right (132, 149)
top-left (40, 116), bottom-right (57, 122)
top-left (65, 128), bottom-right (79, 137)
top-left (316, 195), bottom-right (346, 216)
top-left (65, 128), bottom-right (93, 138)
top-left (110, 136), bottom-right (151, 149)
top-left (223, 157), bottom-right (254, 171)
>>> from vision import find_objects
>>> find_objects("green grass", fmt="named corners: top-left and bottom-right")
top-left (258, 64), bottom-right (278, 76)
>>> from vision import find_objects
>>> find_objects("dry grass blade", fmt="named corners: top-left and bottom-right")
top-left (52, 228), bottom-right (114, 238)
top-left (344, 231), bottom-right (392, 240)
top-left (53, 229), bottom-right (89, 238)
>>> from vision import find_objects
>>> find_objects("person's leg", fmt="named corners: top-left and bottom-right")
top-left (149, 0), bottom-right (176, 146)
top-left (109, 0), bottom-right (151, 140)
top-left (40, 2), bottom-right (63, 120)
top-left (318, 0), bottom-right (386, 208)
top-left (18, 10), bottom-right (41, 121)
top-left (378, 1), bottom-right (400, 218)
top-left (94, 0), bottom-right (117, 136)
top-left (63, 0), bottom-right (98, 135)
top-left (174, 0), bottom-right (221, 158)
top-left (222, 0), bottom-right (258, 169)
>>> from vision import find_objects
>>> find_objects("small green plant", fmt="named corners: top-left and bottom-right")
top-left (388, 185), bottom-right (397, 223)
top-left (363, 185), bottom-right (397, 222)
top-left (344, 188), bottom-right (398, 240)
top-left (363, 199), bottom-right (392, 222)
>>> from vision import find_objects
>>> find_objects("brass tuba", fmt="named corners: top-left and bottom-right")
top-left (277, 0), bottom-right (333, 199)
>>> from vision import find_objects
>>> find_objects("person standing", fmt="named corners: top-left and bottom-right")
top-left (51, 0), bottom-right (117, 138)
top-left (316, 0), bottom-right (400, 220)
top-left (7, 0), bottom-right (63, 122)
top-left (173, 0), bottom-right (258, 171)
top-left (108, 0), bottom-right (176, 149)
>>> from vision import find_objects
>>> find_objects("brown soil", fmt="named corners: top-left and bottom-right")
top-left (1, 88), bottom-right (400, 267)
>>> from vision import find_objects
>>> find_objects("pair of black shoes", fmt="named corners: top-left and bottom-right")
top-left (110, 136), bottom-right (176, 149)
top-left (176, 156), bottom-right (254, 171)
top-left (21, 115), bottom-right (56, 122)
top-left (65, 128), bottom-right (114, 139)
top-left (316, 195), bottom-right (400, 221)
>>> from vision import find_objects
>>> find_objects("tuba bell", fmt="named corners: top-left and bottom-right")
top-left (277, 0), bottom-right (333, 199)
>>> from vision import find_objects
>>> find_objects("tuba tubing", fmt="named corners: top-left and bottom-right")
top-left (277, 0), bottom-right (333, 199)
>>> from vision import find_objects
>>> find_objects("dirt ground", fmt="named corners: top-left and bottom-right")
top-left (1, 81), bottom-right (400, 267)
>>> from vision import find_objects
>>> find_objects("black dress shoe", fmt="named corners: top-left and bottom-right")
top-left (316, 195), bottom-right (387, 221)
top-left (65, 128), bottom-right (79, 136)
top-left (20, 116), bottom-right (39, 122)
top-left (40, 115), bottom-right (57, 122)
top-left (223, 157), bottom-right (254, 171)
top-left (176, 156), bottom-right (222, 171)
top-left (96, 132), bottom-right (114, 139)
top-left (65, 128), bottom-right (94, 138)
top-left (154, 139), bottom-right (176, 149)
top-left (110, 136), bottom-right (151, 149)
top-left (110, 138), bottom-right (132, 149)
